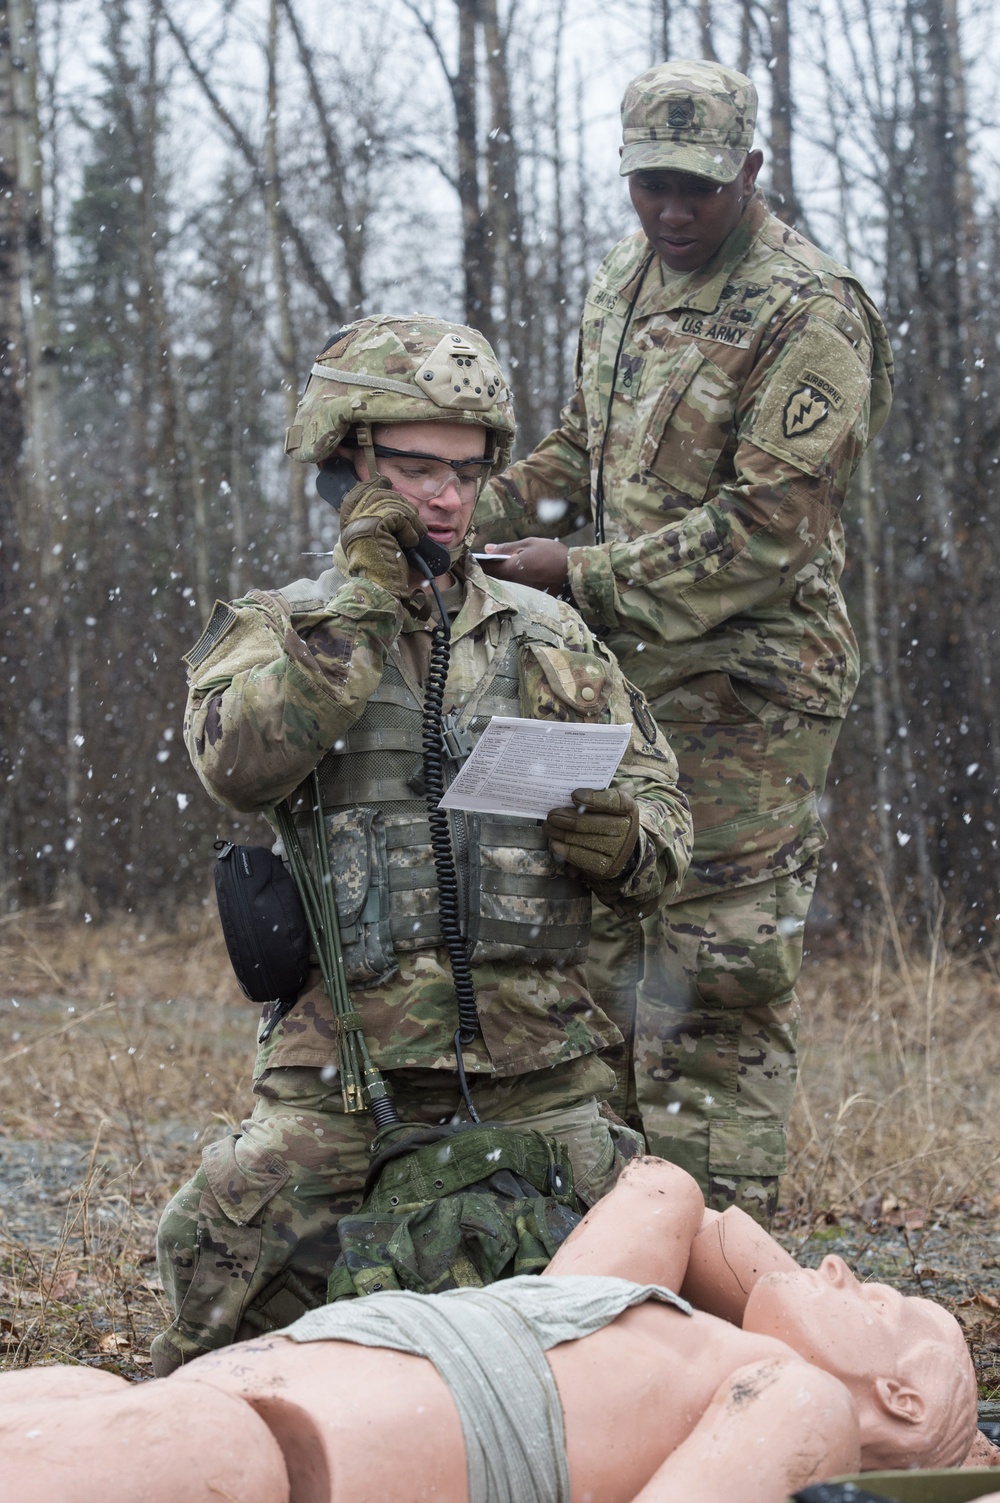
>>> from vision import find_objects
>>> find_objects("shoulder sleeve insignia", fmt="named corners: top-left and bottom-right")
top-left (782, 385), bottom-right (829, 438)
top-left (742, 313), bottom-right (871, 475)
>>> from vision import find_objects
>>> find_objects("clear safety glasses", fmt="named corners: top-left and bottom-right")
top-left (371, 442), bottom-right (493, 500)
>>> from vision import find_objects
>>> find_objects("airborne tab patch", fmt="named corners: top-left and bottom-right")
top-left (801, 369), bottom-right (844, 408)
top-left (782, 385), bottom-right (829, 438)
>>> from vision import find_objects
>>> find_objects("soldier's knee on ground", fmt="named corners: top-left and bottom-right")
top-left (152, 1132), bottom-right (294, 1373)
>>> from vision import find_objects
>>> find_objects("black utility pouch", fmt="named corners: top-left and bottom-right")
top-left (214, 842), bottom-right (311, 1004)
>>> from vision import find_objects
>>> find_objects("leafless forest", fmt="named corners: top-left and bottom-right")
top-left (0, 0), bottom-right (998, 944)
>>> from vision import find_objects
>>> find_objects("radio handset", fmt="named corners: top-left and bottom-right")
top-left (317, 460), bottom-right (453, 581)
top-left (403, 536), bottom-right (452, 579)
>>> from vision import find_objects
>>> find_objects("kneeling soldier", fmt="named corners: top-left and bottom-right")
top-left (152, 316), bottom-right (692, 1375)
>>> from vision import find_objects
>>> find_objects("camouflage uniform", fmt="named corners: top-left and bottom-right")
top-left (154, 540), bottom-right (691, 1371)
top-left (473, 64), bottom-right (893, 1223)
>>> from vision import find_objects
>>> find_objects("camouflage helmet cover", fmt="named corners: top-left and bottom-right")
top-left (285, 314), bottom-right (516, 474)
top-left (619, 59), bottom-right (757, 183)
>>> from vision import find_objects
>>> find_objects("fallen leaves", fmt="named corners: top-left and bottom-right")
top-left (858, 1192), bottom-right (927, 1229)
top-left (0, 1316), bottom-right (22, 1349)
top-left (961, 1290), bottom-right (1000, 1314)
top-left (39, 1269), bottom-right (79, 1301)
top-left (96, 1331), bottom-right (131, 1356)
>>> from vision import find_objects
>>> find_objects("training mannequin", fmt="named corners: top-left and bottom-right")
top-left (0, 1160), bottom-right (988, 1503)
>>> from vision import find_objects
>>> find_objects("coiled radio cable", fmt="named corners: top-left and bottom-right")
top-left (408, 551), bottom-right (482, 1124)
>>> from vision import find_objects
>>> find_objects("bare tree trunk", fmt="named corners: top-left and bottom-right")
top-left (767, 0), bottom-right (800, 226)
top-left (9, 0), bottom-right (62, 585)
top-left (652, 0), bottom-right (670, 60)
top-left (130, 8), bottom-right (216, 616)
top-left (266, 0), bottom-right (306, 562)
top-left (882, 519), bottom-right (936, 914)
top-left (400, 0), bottom-right (495, 339)
top-left (549, 0), bottom-right (571, 403)
top-left (455, 0), bottom-right (492, 339)
top-left (698, 0), bottom-right (716, 60)
top-left (0, 0), bottom-right (28, 905)
top-left (856, 449), bottom-right (894, 882)
top-left (940, 0), bottom-right (978, 349)
top-left (737, 0), bottom-right (753, 76)
top-left (61, 636), bottom-right (84, 913)
top-left (227, 307), bottom-right (247, 600)
top-left (482, 0), bottom-right (530, 431)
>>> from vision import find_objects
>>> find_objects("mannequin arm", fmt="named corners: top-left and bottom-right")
top-left (629, 1357), bottom-right (860, 1503)
top-left (544, 1158), bottom-right (704, 1291)
top-left (680, 1206), bottom-right (800, 1325)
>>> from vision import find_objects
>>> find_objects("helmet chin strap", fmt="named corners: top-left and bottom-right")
top-left (354, 423), bottom-right (379, 481)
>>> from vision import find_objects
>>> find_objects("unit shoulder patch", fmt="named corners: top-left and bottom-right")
top-left (743, 315), bottom-right (871, 477)
top-left (782, 386), bottom-right (830, 439)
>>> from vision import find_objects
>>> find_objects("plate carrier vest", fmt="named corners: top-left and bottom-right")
top-left (277, 567), bottom-right (594, 989)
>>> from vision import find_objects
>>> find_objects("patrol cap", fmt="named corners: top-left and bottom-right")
top-left (619, 59), bottom-right (757, 183)
top-left (286, 314), bottom-right (515, 475)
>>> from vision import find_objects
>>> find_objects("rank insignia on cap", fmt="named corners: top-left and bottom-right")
top-left (668, 99), bottom-right (694, 128)
top-left (782, 385), bottom-right (829, 438)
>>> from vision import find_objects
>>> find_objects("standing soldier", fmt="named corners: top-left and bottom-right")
top-left (475, 61), bottom-right (893, 1223)
top-left (152, 315), bottom-right (691, 1374)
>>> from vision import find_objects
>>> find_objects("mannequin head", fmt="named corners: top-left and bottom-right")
top-left (744, 1254), bottom-right (977, 1468)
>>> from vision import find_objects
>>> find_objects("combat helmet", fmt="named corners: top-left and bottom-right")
top-left (285, 315), bottom-right (515, 496)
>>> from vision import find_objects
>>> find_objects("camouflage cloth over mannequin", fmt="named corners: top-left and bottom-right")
top-left (325, 1118), bottom-right (585, 1301)
top-left (155, 1055), bottom-right (643, 1369)
top-left (474, 192), bottom-right (892, 1223)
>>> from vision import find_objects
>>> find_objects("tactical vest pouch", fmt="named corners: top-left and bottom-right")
top-left (326, 1121), bottom-right (582, 1300)
top-left (214, 842), bottom-right (311, 1003)
top-left (321, 806), bottom-right (398, 986)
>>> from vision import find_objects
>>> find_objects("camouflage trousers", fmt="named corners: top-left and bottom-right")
top-left (587, 673), bottom-right (841, 1227)
top-left (152, 1052), bottom-right (637, 1373)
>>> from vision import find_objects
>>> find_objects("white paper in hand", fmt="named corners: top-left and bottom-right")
top-left (438, 716), bottom-right (632, 821)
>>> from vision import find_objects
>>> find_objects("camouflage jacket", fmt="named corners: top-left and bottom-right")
top-left (183, 553), bottom-right (692, 1078)
top-left (475, 194), bottom-right (893, 719)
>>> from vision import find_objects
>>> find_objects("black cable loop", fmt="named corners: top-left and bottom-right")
top-left (412, 563), bottom-right (481, 1123)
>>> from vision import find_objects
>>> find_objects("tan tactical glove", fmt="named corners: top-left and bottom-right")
top-left (543, 787), bottom-right (641, 881)
top-left (339, 477), bottom-right (427, 596)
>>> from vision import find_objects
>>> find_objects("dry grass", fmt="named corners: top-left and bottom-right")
top-left (0, 904), bottom-right (254, 1376)
top-left (787, 916), bottom-right (1000, 1220)
top-left (782, 911), bottom-right (1000, 1400)
top-left (2, 902), bottom-right (1000, 1392)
